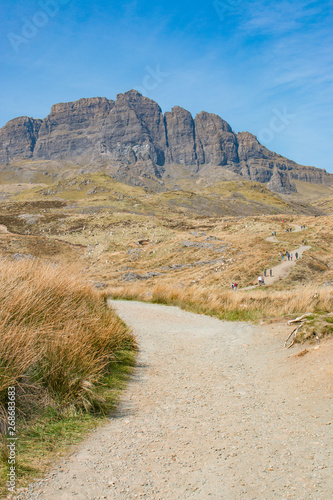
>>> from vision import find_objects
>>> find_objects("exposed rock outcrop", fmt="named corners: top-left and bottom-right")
top-left (0, 90), bottom-right (332, 193)
top-left (195, 111), bottom-right (238, 165)
top-left (33, 97), bottom-right (113, 161)
top-left (164, 106), bottom-right (197, 168)
top-left (0, 116), bottom-right (42, 163)
top-left (101, 91), bottom-right (167, 172)
top-left (237, 132), bottom-right (275, 161)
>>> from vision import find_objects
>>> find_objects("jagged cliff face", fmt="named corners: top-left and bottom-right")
top-left (0, 116), bottom-right (42, 163)
top-left (33, 97), bottom-right (114, 161)
top-left (0, 90), bottom-right (331, 193)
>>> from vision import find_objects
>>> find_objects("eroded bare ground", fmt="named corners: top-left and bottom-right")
top-left (19, 301), bottom-right (332, 500)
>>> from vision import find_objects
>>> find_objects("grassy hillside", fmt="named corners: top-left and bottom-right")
top-left (293, 180), bottom-right (333, 199)
top-left (12, 173), bottom-right (301, 216)
top-left (312, 195), bottom-right (333, 212)
top-left (0, 174), bottom-right (331, 294)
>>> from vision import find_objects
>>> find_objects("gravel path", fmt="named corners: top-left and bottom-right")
top-left (19, 301), bottom-right (333, 500)
top-left (243, 244), bottom-right (311, 290)
top-left (263, 245), bottom-right (311, 286)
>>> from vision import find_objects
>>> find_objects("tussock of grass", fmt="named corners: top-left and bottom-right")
top-left (0, 259), bottom-right (135, 411)
top-left (294, 313), bottom-right (333, 342)
top-left (0, 259), bottom-right (136, 494)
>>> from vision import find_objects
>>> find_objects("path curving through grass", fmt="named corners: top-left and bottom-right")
top-left (18, 301), bottom-right (333, 499)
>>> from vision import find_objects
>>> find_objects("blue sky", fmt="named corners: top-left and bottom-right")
top-left (1, 0), bottom-right (332, 172)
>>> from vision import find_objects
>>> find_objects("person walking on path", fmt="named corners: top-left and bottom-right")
top-left (295, 252), bottom-right (299, 259)
top-left (242, 244), bottom-right (311, 291)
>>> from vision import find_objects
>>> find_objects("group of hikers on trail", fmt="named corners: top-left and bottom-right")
top-left (232, 222), bottom-right (306, 290)
top-left (281, 251), bottom-right (299, 261)
top-left (259, 267), bottom-right (275, 285)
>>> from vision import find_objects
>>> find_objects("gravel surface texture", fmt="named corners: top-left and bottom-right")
top-left (18, 300), bottom-right (333, 500)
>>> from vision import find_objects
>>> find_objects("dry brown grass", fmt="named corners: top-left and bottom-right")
top-left (79, 213), bottom-right (332, 294)
top-left (0, 259), bottom-right (136, 430)
top-left (109, 282), bottom-right (333, 324)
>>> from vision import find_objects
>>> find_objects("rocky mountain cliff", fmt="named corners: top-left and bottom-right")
top-left (0, 90), bottom-right (331, 193)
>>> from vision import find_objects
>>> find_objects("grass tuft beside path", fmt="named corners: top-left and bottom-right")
top-left (109, 283), bottom-right (333, 333)
top-left (0, 259), bottom-right (136, 496)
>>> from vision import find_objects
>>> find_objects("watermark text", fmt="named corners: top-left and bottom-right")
top-left (7, 0), bottom-right (71, 53)
top-left (7, 387), bottom-right (17, 494)
top-left (258, 107), bottom-right (297, 144)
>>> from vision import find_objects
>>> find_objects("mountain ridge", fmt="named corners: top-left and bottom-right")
top-left (0, 89), bottom-right (332, 194)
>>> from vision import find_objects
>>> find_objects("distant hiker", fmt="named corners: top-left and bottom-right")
top-left (287, 253), bottom-right (290, 261)
top-left (231, 283), bottom-right (234, 290)
top-left (264, 269), bottom-right (267, 277)
top-left (271, 231), bottom-right (274, 237)
top-left (233, 283), bottom-right (238, 291)
top-left (258, 275), bottom-right (264, 286)
top-left (281, 253), bottom-right (284, 261)
top-left (295, 252), bottom-right (298, 259)
top-left (274, 231), bottom-right (277, 236)
top-left (290, 253), bottom-right (293, 260)
top-left (270, 269), bottom-right (273, 277)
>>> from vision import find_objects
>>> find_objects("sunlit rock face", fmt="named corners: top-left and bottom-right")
top-left (0, 90), bottom-right (332, 193)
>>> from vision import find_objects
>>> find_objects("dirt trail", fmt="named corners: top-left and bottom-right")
top-left (247, 223), bottom-right (310, 288)
top-left (262, 244), bottom-right (311, 285)
top-left (19, 301), bottom-right (333, 500)
top-left (243, 244), bottom-right (311, 290)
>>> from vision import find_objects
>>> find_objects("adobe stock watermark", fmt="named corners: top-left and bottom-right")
top-left (213, 0), bottom-right (245, 21)
top-left (7, 0), bottom-right (71, 53)
top-left (6, 387), bottom-right (17, 494)
top-left (136, 65), bottom-right (170, 95)
top-left (257, 107), bottom-right (297, 144)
